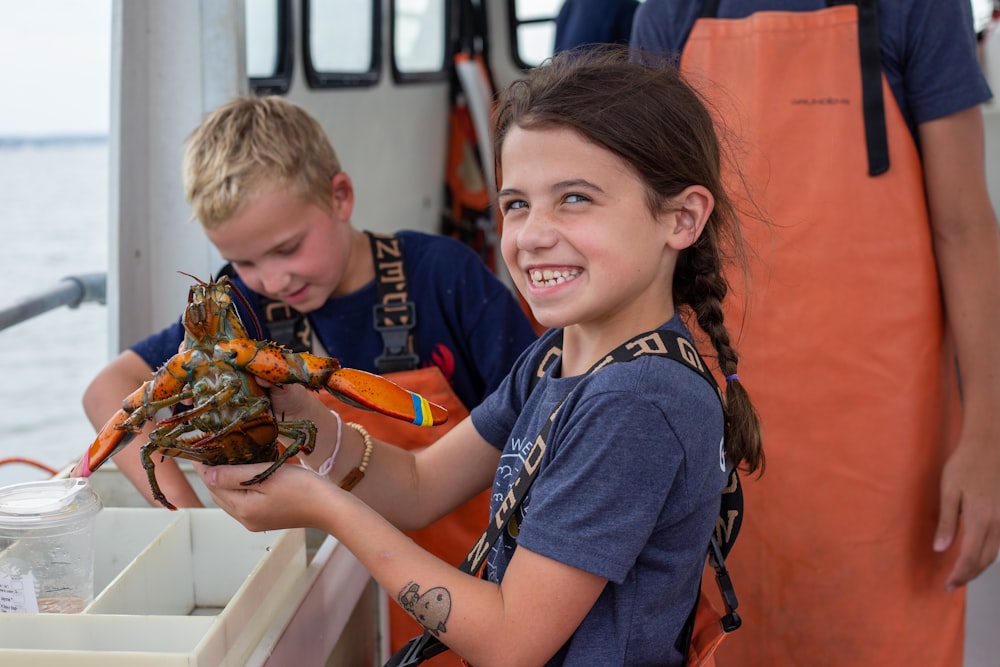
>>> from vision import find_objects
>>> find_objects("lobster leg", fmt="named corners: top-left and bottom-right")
top-left (217, 340), bottom-right (449, 426)
top-left (76, 353), bottom-right (195, 478)
top-left (140, 440), bottom-right (181, 511)
top-left (141, 417), bottom-right (282, 510)
top-left (241, 420), bottom-right (318, 487)
top-left (155, 378), bottom-right (242, 428)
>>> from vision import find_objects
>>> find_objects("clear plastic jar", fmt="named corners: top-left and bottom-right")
top-left (0, 478), bottom-right (102, 613)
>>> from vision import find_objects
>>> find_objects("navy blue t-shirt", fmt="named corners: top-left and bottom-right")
top-left (130, 231), bottom-right (538, 409)
top-left (555, 0), bottom-right (640, 52)
top-left (631, 0), bottom-right (992, 138)
top-left (471, 318), bottom-right (726, 666)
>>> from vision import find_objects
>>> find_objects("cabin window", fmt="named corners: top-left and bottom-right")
top-left (247, 0), bottom-right (294, 94)
top-left (392, 0), bottom-right (449, 82)
top-left (304, 0), bottom-right (382, 87)
top-left (508, 0), bottom-right (561, 68)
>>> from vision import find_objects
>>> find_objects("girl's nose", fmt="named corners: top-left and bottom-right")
top-left (517, 209), bottom-right (558, 252)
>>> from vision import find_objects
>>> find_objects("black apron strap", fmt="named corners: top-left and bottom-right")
top-left (826, 0), bottom-right (889, 174)
top-left (367, 231), bottom-right (420, 373)
top-left (855, 0), bottom-right (889, 175)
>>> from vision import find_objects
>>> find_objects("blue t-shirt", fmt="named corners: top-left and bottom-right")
top-left (630, 0), bottom-right (992, 137)
top-left (471, 318), bottom-right (726, 666)
top-left (130, 231), bottom-right (538, 409)
top-left (555, 0), bottom-right (640, 52)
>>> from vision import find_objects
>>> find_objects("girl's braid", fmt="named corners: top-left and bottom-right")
top-left (678, 236), bottom-right (764, 474)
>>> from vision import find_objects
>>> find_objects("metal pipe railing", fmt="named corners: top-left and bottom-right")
top-left (0, 273), bottom-right (107, 332)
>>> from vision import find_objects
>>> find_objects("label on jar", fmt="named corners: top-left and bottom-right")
top-left (0, 574), bottom-right (39, 613)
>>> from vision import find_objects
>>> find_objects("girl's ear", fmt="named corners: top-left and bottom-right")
top-left (666, 185), bottom-right (714, 250)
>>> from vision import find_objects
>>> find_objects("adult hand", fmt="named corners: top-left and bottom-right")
top-left (934, 434), bottom-right (1000, 590)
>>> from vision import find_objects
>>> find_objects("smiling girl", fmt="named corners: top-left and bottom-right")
top-left (195, 46), bottom-right (764, 666)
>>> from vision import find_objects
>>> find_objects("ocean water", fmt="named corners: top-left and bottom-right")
top-left (0, 141), bottom-right (109, 487)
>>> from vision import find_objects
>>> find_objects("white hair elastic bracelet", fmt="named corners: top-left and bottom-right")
top-left (317, 410), bottom-right (343, 477)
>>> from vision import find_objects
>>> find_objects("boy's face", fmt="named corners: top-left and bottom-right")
top-left (205, 175), bottom-right (356, 313)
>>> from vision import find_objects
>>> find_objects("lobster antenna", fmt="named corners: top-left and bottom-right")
top-left (229, 278), bottom-right (266, 340)
top-left (177, 271), bottom-right (207, 286)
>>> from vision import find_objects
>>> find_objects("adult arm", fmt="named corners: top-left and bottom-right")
top-left (81, 349), bottom-right (205, 508)
top-left (921, 105), bottom-right (1000, 588)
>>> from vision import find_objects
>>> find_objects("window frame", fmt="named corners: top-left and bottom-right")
top-left (302, 0), bottom-right (383, 89)
top-left (248, 0), bottom-right (295, 95)
top-left (505, 0), bottom-right (559, 70)
top-left (389, 0), bottom-right (452, 84)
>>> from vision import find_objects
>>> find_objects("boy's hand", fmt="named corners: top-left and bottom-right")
top-left (260, 382), bottom-right (327, 420)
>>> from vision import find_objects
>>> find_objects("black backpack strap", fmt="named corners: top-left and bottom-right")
top-left (367, 232), bottom-right (420, 373)
top-left (529, 329), bottom-right (722, 400)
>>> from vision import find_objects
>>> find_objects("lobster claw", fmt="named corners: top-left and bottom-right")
top-left (325, 368), bottom-right (449, 426)
top-left (216, 340), bottom-right (449, 426)
top-left (75, 408), bottom-right (140, 478)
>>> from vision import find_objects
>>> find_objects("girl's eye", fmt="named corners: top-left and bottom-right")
top-left (501, 199), bottom-right (527, 213)
top-left (564, 193), bottom-right (590, 204)
top-left (275, 243), bottom-right (299, 257)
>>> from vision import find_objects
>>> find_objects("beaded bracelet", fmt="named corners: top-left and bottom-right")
top-left (316, 411), bottom-right (343, 477)
top-left (339, 422), bottom-right (374, 491)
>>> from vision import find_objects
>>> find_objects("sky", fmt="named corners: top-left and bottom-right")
top-left (0, 0), bottom-right (112, 137)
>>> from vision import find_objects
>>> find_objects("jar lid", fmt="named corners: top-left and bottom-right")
top-left (0, 478), bottom-right (102, 528)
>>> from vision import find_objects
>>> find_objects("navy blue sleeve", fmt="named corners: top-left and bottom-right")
top-left (888, 0), bottom-right (991, 125)
top-left (469, 330), bottom-right (556, 451)
top-left (129, 319), bottom-right (186, 371)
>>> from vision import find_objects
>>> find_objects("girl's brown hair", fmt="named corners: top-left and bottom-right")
top-left (493, 45), bottom-right (763, 473)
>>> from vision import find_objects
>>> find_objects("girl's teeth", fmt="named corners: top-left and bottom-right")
top-left (530, 269), bottom-right (580, 287)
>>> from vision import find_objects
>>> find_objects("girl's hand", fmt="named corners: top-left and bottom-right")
top-left (195, 461), bottom-right (334, 533)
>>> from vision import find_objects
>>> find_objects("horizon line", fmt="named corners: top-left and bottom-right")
top-left (0, 134), bottom-right (109, 146)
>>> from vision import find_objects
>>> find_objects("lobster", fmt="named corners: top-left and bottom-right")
top-left (74, 273), bottom-right (447, 510)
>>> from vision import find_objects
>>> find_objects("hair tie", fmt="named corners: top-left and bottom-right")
top-left (317, 410), bottom-right (343, 476)
top-left (725, 374), bottom-right (739, 383)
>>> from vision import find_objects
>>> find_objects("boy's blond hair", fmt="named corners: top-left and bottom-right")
top-left (182, 96), bottom-right (342, 229)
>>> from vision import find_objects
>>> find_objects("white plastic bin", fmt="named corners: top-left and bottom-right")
top-left (0, 508), bottom-right (306, 666)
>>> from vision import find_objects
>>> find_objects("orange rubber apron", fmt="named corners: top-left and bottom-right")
top-left (320, 365), bottom-right (474, 666)
top-left (680, 6), bottom-right (964, 666)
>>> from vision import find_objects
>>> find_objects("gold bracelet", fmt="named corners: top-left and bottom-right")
top-left (339, 422), bottom-right (373, 491)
